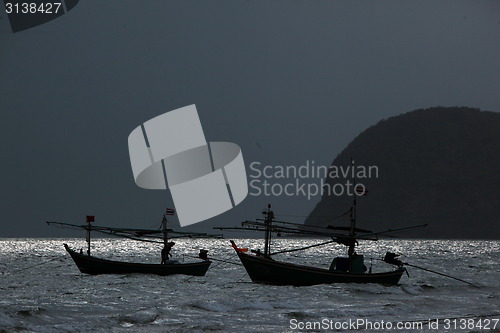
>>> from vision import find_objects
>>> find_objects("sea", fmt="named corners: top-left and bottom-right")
top-left (0, 238), bottom-right (498, 332)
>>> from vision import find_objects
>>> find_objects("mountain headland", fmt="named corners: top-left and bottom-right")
top-left (305, 107), bottom-right (500, 239)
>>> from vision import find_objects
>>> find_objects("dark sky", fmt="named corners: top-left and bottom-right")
top-left (1, 1), bottom-right (500, 237)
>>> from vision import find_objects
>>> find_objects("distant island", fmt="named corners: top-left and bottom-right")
top-left (305, 107), bottom-right (500, 239)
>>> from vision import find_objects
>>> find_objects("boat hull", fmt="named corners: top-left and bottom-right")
top-left (235, 250), bottom-right (404, 286)
top-left (64, 244), bottom-right (211, 276)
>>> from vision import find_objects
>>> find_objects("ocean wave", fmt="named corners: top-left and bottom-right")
top-left (0, 238), bottom-right (498, 332)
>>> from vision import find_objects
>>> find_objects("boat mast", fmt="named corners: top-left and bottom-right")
top-left (350, 157), bottom-right (356, 238)
top-left (86, 220), bottom-right (91, 256)
top-left (162, 215), bottom-right (168, 248)
top-left (264, 204), bottom-right (273, 258)
top-left (159, 158), bottom-right (170, 249)
top-left (347, 157), bottom-right (357, 258)
top-left (85, 215), bottom-right (94, 256)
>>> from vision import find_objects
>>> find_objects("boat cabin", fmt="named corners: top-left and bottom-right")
top-left (329, 255), bottom-right (366, 273)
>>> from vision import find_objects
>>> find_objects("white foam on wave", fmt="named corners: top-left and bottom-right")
top-left (238, 300), bottom-right (274, 310)
top-left (188, 300), bottom-right (234, 312)
top-left (269, 299), bottom-right (304, 310)
top-left (349, 283), bottom-right (405, 295)
top-left (188, 298), bottom-right (305, 313)
top-left (401, 284), bottom-right (424, 295)
top-left (118, 309), bottom-right (159, 325)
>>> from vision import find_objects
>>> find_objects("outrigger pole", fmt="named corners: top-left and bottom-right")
top-left (262, 224), bottom-right (428, 255)
top-left (403, 262), bottom-right (478, 287)
top-left (46, 221), bottom-right (223, 241)
top-left (384, 252), bottom-right (477, 287)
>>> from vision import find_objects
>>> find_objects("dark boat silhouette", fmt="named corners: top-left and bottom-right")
top-left (231, 241), bottom-right (405, 286)
top-left (63, 243), bottom-right (211, 276)
top-left (225, 205), bottom-right (411, 286)
top-left (48, 212), bottom-right (219, 277)
top-left (218, 160), bottom-right (426, 286)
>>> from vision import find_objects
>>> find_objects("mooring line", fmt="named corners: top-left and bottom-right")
top-left (181, 261), bottom-right (225, 283)
top-left (188, 256), bottom-right (243, 266)
top-left (5, 256), bottom-right (63, 275)
top-left (208, 257), bottom-right (243, 266)
top-left (234, 272), bottom-right (249, 284)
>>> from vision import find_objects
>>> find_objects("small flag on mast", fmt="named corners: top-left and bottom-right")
top-left (355, 185), bottom-right (368, 196)
top-left (86, 216), bottom-right (95, 223)
top-left (166, 208), bottom-right (175, 216)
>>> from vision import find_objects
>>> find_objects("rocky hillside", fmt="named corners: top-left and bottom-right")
top-left (305, 107), bottom-right (500, 239)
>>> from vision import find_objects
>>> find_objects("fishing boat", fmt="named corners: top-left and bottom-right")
top-left (231, 245), bottom-right (406, 286)
top-left (62, 244), bottom-right (211, 276)
top-left (217, 159), bottom-right (429, 286)
top-left (48, 212), bottom-right (220, 276)
top-left (224, 204), bottom-right (414, 286)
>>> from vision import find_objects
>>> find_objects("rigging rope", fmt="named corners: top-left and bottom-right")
top-left (181, 261), bottom-right (224, 283)
top-left (276, 208), bottom-right (351, 221)
top-left (270, 239), bottom-right (339, 255)
top-left (188, 256), bottom-right (242, 266)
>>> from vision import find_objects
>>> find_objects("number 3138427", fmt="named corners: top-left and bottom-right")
top-left (5, 2), bottom-right (62, 14)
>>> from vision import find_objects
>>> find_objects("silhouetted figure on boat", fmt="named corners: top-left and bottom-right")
top-left (161, 247), bottom-right (167, 264)
top-left (384, 252), bottom-right (403, 266)
top-left (251, 249), bottom-right (263, 256)
top-left (198, 249), bottom-right (209, 260)
top-left (341, 238), bottom-right (358, 257)
top-left (161, 242), bottom-right (175, 264)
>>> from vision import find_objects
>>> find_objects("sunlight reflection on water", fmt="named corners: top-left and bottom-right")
top-left (0, 238), bottom-right (498, 332)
